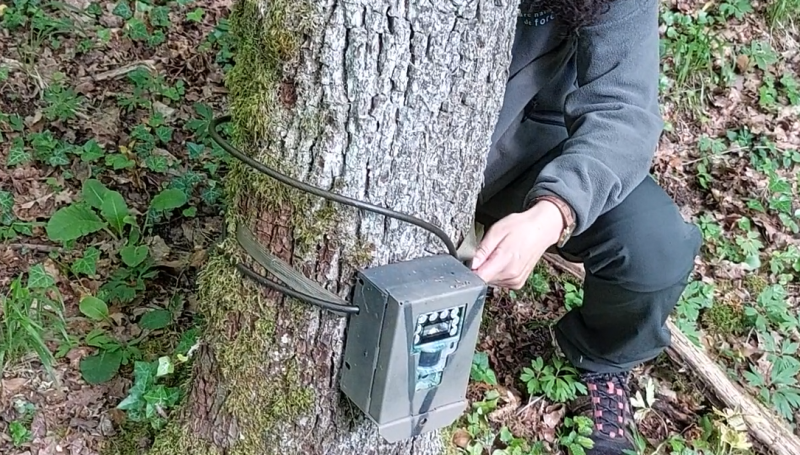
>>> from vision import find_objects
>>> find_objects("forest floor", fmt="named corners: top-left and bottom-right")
top-left (0, 0), bottom-right (798, 455)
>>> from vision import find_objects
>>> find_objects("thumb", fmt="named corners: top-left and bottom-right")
top-left (471, 226), bottom-right (506, 270)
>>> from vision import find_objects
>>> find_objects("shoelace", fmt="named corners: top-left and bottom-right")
top-left (582, 372), bottom-right (631, 440)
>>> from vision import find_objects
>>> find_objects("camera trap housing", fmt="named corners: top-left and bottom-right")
top-left (339, 253), bottom-right (488, 443)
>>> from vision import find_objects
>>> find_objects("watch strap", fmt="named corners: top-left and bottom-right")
top-left (534, 195), bottom-right (575, 248)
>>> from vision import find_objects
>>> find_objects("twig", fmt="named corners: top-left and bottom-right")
top-left (85, 60), bottom-right (157, 82)
top-left (6, 243), bottom-right (60, 253)
top-left (1, 57), bottom-right (24, 71)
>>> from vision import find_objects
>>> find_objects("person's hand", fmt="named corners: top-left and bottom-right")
top-left (471, 200), bottom-right (565, 289)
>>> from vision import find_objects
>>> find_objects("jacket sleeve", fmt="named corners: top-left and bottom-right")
top-left (523, 0), bottom-right (664, 236)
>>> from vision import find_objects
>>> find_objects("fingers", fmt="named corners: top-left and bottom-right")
top-left (472, 233), bottom-right (537, 289)
top-left (470, 222), bottom-right (509, 270)
top-left (473, 240), bottom-right (528, 287)
top-left (473, 243), bottom-right (509, 283)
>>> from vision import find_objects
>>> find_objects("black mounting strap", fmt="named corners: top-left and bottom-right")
top-left (208, 114), bottom-right (461, 317)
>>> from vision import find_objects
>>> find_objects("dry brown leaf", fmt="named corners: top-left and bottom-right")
top-left (148, 236), bottom-right (171, 262)
top-left (542, 403), bottom-right (565, 429)
top-left (30, 412), bottom-right (47, 440)
top-left (189, 249), bottom-right (208, 268)
top-left (451, 428), bottom-right (471, 448)
top-left (1, 378), bottom-right (29, 395)
top-left (736, 54), bottom-right (749, 73)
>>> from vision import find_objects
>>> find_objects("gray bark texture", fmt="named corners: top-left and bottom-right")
top-left (150, 1), bottom-right (518, 454)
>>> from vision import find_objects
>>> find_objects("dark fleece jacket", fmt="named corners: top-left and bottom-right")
top-left (483, 0), bottom-right (663, 236)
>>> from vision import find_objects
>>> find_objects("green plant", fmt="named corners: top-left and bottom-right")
top-left (520, 356), bottom-right (587, 403)
top-left (42, 77), bottom-right (82, 121)
top-left (0, 265), bottom-right (70, 379)
top-left (659, 9), bottom-right (729, 98)
top-left (43, 178), bottom-right (187, 307)
top-left (471, 351), bottom-right (498, 386)
top-left (0, 190), bottom-right (39, 241)
top-left (462, 389), bottom-right (502, 453)
top-left (563, 281), bottom-right (583, 311)
top-left (674, 280), bottom-right (714, 346)
top-left (742, 40), bottom-right (779, 72)
top-left (7, 400), bottom-right (36, 447)
top-left (744, 284), bottom-right (797, 333)
top-left (117, 357), bottom-right (184, 429)
top-left (558, 415), bottom-right (594, 455)
top-left (718, 0), bottom-right (753, 19)
top-left (767, 0), bottom-right (800, 28)
top-left (77, 293), bottom-right (178, 384)
top-left (492, 426), bottom-right (546, 455)
top-left (742, 330), bottom-right (800, 421)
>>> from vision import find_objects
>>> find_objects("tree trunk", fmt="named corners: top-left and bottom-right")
top-left (147, 0), bottom-right (517, 454)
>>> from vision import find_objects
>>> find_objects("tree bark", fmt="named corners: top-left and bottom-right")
top-left (146, 1), bottom-right (517, 454)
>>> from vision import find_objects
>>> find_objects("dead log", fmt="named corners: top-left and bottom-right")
top-left (543, 252), bottom-right (800, 455)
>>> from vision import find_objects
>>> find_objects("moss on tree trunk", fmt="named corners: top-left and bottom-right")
top-left (141, 0), bottom-right (518, 453)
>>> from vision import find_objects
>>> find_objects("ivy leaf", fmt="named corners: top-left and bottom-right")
top-left (149, 189), bottom-right (187, 212)
top-left (46, 203), bottom-right (106, 242)
top-left (112, 0), bottom-right (132, 19)
top-left (0, 190), bottom-right (15, 224)
top-left (155, 125), bottom-right (173, 143)
top-left (120, 244), bottom-right (149, 267)
top-left (6, 137), bottom-right (31, 166)
top-left (71, 246), bottom-right (101, 276)
top-left (82, 139), bottom-right (106, 162)
top-left (79, 296), bottom-right (109, 321)
top-left (186, 142), bottom-right (204, 159)
top-left (100, 190), bottom-right (129, 235)
top-left (27, 263), bottom-right (55, 289)
top-left (82, 179), bottom-right (110, 209)
top-left (105, 153), bottom-right (135, 170)
top-left (80, 349), bottom-right (123, 384)
top-left (139, 309), bottom-right (172, 330)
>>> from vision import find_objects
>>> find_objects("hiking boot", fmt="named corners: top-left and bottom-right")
top-left (569, 371), bottom-right (635, 455)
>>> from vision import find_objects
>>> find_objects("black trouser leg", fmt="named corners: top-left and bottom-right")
top-left (476, 149), bottom-right (702, 374)
top-left (555, 176), bottom-right (702, 373)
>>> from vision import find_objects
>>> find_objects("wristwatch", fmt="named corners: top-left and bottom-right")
top-left (534, 195), bottom-right (576, 248)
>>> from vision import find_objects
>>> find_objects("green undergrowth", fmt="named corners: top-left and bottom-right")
top-left (0, 0), bottom-right (236, 443)
top-left (767, 0), bottom-right (800, 28)
top-left (456, 348), bottom-right (754, 455)
top-left (658, 0), bottom-right (794, 118)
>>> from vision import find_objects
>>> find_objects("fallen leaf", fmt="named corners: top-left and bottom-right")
top-left (451, 428), bottom-right (471, 448)
top-left (1, 378), bottom-right (28, 395)
top-left (736, 54), bottom-right (749, 73)
top-left (542, 403), bottom-right (565, 429)
top-left (153, 101), bottom-right (176, 119)
top-left (30, 412), bottom-right (47, 440)
top-left (189, 249), bottom-right (208, 268)
top-left (148, 236), bottom-right (171, 263)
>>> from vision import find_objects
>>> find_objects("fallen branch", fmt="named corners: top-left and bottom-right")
top-left (84, 60), bottom-right (157, 82)
top-left (7, 243), bottom-right (61, 253)
top-left (543, 252), bottom-right (800, 455)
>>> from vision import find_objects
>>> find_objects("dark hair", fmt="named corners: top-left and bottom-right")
top-left (519, 0), bottom-right (615, 31)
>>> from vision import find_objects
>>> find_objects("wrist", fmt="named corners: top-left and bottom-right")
top-left (526, 199), bottom-right (565, 246)
top-left (530, 195), bottom-right (576, 247)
